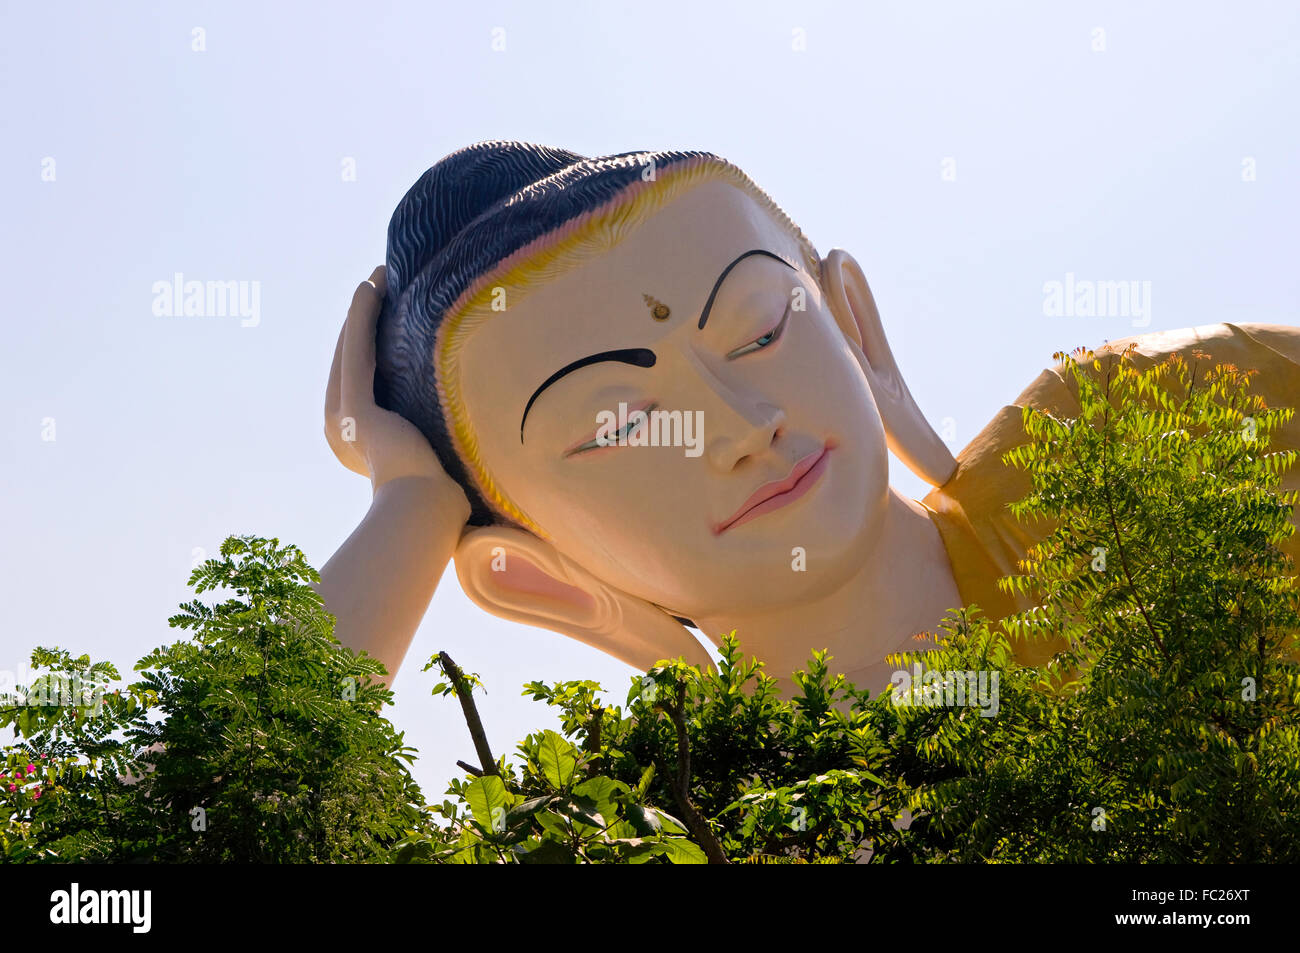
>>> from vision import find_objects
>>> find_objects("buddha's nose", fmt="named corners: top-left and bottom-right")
top-left (673, 342), bottom-right (787, 471)
top-left (704, 397), bottom-right (786, 472)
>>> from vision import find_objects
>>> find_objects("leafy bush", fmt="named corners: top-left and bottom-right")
top-left (2, 537), bottom-right (427, 862)
top-left (901, 349), bottom-right (1300, 861)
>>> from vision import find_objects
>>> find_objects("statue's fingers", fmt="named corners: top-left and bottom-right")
top-left (340, 271), bottom-right (383, 412)
top-left (325, 315), bottom-right (347, 420)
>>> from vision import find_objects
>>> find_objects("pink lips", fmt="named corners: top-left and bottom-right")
top-left (713, 440), bottom-right (836, 535)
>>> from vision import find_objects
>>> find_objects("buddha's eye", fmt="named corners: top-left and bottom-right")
top-left (566, 403), bottom-right (659, 456)
top-left (726, 304), bottom-right (790, 360)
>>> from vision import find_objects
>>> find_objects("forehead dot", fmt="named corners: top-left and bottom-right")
top-left (643, 293), bottom-right (671, 322)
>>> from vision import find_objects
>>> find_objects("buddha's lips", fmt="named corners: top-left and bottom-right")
top-left (713, 441), bottom-right (835, 534)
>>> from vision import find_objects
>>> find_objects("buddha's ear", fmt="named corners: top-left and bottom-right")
top-left (820, 249), bottom-right (958, 487)
top-left (453, 526), bottom-right (715, 672)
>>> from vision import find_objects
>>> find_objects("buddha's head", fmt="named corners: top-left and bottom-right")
top-left (375, 142), bottom-right (955, 670)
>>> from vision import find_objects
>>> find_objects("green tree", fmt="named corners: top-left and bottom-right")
top-left (2, 536), bottom-right (430, 863)
top-left (894, 349), bottom-right (1300, 861)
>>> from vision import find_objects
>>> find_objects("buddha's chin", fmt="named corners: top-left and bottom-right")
top-left (685, 530), bottom-right (882, 616)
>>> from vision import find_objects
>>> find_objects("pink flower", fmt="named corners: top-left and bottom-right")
top-left (14, 767), bottom-right (23, 778)
top-left (7, 784), bottom-right (14, 792)
top-left (26, 764), bottom-right (35, 774)
top-left (33, 787), bottom-right (42, 800)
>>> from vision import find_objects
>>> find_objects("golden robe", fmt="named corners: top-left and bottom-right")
top-left (920, 322), bottom-right (1300, 666)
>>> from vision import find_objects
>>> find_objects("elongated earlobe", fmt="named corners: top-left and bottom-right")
top-left (821, 249), bottom-right (958, 487)
top-left (453, 527), bottom-right (715, 672)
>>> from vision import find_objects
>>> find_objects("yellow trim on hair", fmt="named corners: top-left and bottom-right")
top-left (436, 156), bottom-right (821, 539)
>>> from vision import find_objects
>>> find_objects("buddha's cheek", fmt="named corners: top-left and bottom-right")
top-left (528, 482), bottom-right (718, 606)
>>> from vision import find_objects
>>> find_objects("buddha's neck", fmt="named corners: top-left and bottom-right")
top-left (694, 488), bottom-right (962, 695)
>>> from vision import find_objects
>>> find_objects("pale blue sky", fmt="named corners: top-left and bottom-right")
top-left (3, 0), bottom-right (1297, 797)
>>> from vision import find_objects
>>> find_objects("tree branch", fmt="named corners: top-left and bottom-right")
top-left (584, 704), bottom-right (602, 779)
top-left (438, 652), bottom-right (498, 777)
top-left (655, 681), bottom-right (729, 864)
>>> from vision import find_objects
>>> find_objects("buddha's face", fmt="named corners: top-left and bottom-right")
top-left (456, 181), bottom-right (891, 622)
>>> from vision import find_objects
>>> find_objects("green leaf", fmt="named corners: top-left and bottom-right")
top-left (573, 776), bottom-right (628, 817)
top-left (462, 775), bottom-right (509, 832)
top-left (634, 763), bottom-right (655, 800)
top-left (627, 804), bottom-right (687, 837)
top-left (506, 794), bottom-right (554, 825)
top-left (535, 810), bottom-right (571, 840)
top-left (537, 729), bottom-right (578, 790)
top-left (659, 837), bottom-right (707, 864)
top-left (555, 798), bottom-right (606, 830)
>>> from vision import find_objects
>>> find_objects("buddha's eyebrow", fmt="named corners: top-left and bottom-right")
top-left (697, 249), bottom-right (796, 330)
top-left (520, 348), bottom-right (656, 443)
top-left (519, 249), bottom-right (794, 443)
